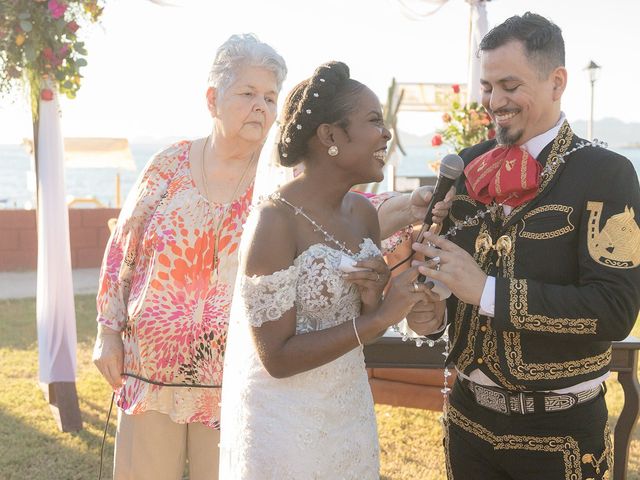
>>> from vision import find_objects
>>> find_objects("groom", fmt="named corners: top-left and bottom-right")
top-left (410, 12), bottom-right (640, 479)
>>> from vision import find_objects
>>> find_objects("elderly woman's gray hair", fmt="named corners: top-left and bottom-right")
top-left (208, 34), bottom-right (287, 95)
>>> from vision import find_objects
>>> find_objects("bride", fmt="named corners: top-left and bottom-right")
top-left (219, 61), bottom-right (440, 479)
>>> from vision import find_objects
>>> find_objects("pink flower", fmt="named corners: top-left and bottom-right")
top-left (452, 84), bottom-right (460, 94)
top-left (48, 0), bottom-right (67, 19)
top-left (58, 45), bottom-right (70, 58)
top-left (431, 134), bottom-right (443, 147)
top-left (41, 88), bottom-right (54, 101)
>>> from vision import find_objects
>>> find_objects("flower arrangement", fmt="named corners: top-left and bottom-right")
top-left (0, 0), bottom-right (104, 116)
top-left (431, 84), bottom-right (496, 152)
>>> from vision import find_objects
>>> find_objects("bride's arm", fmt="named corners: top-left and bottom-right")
top-left (244, 201), bottom-right (426, 379)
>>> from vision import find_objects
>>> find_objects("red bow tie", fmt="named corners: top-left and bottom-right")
top-left (464, 145), bottom-right (541, 207)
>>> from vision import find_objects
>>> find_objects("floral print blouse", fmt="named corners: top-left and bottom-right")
top-left (97, 140), bottom-right (411, 428)
top-left (97, 141), bottom-right (252, 428)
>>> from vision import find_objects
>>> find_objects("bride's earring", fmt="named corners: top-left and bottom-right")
top-left (328, 145), bottom-right (339, 157)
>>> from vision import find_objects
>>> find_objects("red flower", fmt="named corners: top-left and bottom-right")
top-left (42, 47), bottom-right (55, 61)
top-left (452, 84), bottom-right (460, 94)
top-left (41, 88), bottom-right (54, 101)
top-left (487, 128), bottom-right (496, 139)
top-left (431, 134), bottom-right (443, 147)
top-left (66, 20), bottom-right (79, 34)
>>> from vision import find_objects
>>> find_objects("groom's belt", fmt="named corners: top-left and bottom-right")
top-left (459, 377), bottom-right (603, 415)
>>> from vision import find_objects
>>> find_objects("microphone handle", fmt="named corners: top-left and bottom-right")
top-left (417, 175), bottom-right (456, 283)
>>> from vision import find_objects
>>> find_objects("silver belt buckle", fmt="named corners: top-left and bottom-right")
top-left (472, 384), bottom-right (510, 415)
top-left (545, 393), bottom-right (578, 412)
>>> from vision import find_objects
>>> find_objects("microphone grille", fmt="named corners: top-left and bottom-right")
top-left (439, 154), bottom-right (465, 180)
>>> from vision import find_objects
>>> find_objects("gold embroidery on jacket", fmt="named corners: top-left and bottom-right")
top-left (519, 205), bottom-right (575, 240)
top-left (447, 405), bottom-right (581, 479)
top-left (505, 121), bottom-right (573, 222)
top-left (520, 150), bottom-right (528, 189)
top-left (449, 195), bottom-right (481, 227)
top-left (483, 325), bottom-right (521, 391)
top-left (508, 279), bottom-right (597, 334)
top-left (456, 303), bottom-right (480, 373)
top-left (586, 202), bottom-right (640, 269)
top-left (456, 224), bottom-right (492, 372)
top-left (503, 332), bottom-right (611, 380)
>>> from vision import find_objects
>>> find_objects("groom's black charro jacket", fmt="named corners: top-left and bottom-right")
top-left (441, 121), bottom-right (640, 391)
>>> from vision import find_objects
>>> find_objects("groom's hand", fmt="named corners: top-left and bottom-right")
top-left (412, 232), bottom-right (487, 306)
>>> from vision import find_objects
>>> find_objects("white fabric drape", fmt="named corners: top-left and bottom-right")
top-left (36, 83), bottom-right (78, 383)
top-left (466, 0), bottom-right (489, 104)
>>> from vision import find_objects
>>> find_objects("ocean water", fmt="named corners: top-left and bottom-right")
top-left (1, 143), bottom-right (639, 209)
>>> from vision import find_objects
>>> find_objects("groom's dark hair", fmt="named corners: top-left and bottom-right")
top-left (479, 12), bottom-right (565, 78)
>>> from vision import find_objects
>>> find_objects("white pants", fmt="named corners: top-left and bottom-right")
top-left (114, 409), bottom-right (220, 480)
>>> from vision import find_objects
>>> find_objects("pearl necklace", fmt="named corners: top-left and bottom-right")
top-left (270, 192), bottom-right (356, 257)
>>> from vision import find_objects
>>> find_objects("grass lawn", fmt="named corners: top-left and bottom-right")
top-left (0, 295), bottom-right (638, 480)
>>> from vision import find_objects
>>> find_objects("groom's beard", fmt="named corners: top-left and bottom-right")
top-left (496, 125), bottom-right (524, 146)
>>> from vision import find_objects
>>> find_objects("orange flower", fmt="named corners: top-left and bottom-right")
top-left (442, 113), bottom-right (452, 123)
top-left (15, 34), bottom-right (25, 46)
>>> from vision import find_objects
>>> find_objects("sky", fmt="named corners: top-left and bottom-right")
top-left (1, 0), bottom-right (639, 144)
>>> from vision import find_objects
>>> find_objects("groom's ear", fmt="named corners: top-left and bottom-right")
top-left (316, 123), bottom-right (337, 148)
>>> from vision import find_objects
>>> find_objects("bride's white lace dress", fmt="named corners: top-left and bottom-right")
top-left (219, 238), bottom-right (381, 480)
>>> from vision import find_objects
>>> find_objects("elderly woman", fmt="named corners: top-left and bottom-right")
top-left (93, 34), bottom-right (449, 480)
top-left (92, 34), bottom-right (287, 480)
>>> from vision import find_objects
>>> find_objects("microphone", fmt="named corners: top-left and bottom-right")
top-left (417, 153), bottom-right (464, 284)
top-left (420, 153), bottom-right (465, 228)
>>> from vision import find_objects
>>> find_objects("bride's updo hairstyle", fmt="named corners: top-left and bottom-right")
top-left (277, 61), bottom-right (366, 167)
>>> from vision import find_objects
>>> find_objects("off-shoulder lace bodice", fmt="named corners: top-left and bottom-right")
top-left (240, 238), bottom-right (380, 333)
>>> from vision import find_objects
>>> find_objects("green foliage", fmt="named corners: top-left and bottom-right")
top-left (0, 0), bottom-right (104, 118)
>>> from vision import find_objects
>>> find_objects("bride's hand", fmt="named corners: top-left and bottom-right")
top-left (343, 256), bottom-right (390, 313)
top-left (377, 266), bottom-right (434, 326)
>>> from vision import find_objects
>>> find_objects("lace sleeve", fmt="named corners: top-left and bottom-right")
top-left (240, 265), bottom-right (298, 327)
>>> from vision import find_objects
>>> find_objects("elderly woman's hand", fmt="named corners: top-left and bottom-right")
top-left (409, 185), bottom-right (455, 226)
top-left (92, 325), bottom-right (124, 390)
